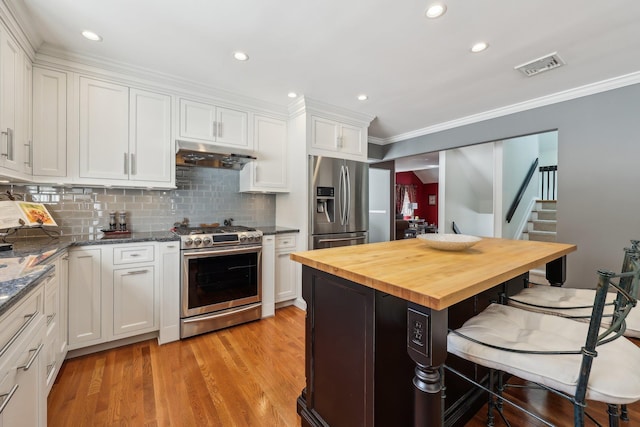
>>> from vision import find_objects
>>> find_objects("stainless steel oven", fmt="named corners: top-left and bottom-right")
top-left (177, 225), bottom-right (263, 338)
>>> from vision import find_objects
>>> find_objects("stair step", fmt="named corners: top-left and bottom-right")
top-left (537, 200), bottom-right (557, 210)
top-left (534, 210), bottom-right (556, 221)
top-left (529, 219), bottom-right (557, 232)
top-left (524, 230), bottom-right (557, 242)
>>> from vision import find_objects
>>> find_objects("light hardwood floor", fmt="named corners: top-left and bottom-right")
top-left (49, 306), bottom-right (640, 426)
top-left (48, 306), bottom-right (305, 426)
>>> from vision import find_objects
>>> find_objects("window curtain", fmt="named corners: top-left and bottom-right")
top-left (395, 184), bottom-right (417, 215)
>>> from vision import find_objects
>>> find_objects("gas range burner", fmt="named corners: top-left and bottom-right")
top-left (174, 225), bottom-right (262, 249)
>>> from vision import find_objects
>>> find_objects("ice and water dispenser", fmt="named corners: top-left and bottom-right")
top-left (315, 186), bottom-right (335, 224)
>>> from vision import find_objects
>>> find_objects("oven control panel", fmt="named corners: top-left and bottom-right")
top-left (181, 231), bottom-right (262, 249)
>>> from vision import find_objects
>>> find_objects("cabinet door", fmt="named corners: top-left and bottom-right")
top-left (261, 235), bottom-right (275, 317)
top-left (79, 77), bottom-right (129, 180)
top-left (275, 250), bottom-right (297, 303)
top-left (338, 123), bottom-right (364, 157)
top-left (240, 115), bottom-right (287, 192)
top-left (68, 248), bottom-right (103, 348)
top-left (310, 116), bottom-right (340, 152)
top-left (1, 332), bottom-right (45, 427)
top-left (0, 26), bottom-right (20, 171)
top-left (57, 254), bottom-right (69, 360)
top-left (32, 67), bottom-right (67, 177)
top-left (129, 89), bottom-right (171, 183)
top-left (179, 98), bottom-right (216, 142)
top-left (19, 57), bottom-right (32, 174)
top-left (112, 265), bottom-right (156, 337)
top-left (159, 242), bottom-right (180, 344)
top-left (215, 106), bottom-right (248, 148)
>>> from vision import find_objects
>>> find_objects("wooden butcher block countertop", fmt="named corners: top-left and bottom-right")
top-left (290, 237), bottom-right (576, 311)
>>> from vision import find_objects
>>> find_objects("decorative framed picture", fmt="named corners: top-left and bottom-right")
top-left (428, 194), bottom-right (436, 205)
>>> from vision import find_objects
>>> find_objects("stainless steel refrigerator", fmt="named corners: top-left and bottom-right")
top-left (309, 155), bottom-right (369, 249)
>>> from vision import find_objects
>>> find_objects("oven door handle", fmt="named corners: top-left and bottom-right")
top-left (182, 246), bottom-right (261, 259)
top-left (228, 264), bottom-right (257, 270)
top-left (182, 303), bottom-right (261, 323)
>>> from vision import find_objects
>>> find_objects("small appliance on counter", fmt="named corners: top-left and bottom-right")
top-left (100, 211), bottom-right (131, 238)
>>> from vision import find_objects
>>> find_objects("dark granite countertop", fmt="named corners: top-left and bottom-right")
top-left (0, 230), bottom-right (179, 317)
top-left (258, 226), bottom-right (300, 235)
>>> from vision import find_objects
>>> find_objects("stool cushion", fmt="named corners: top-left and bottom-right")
top-left (509, 286), bottom-right (640, 338)
top-left (447, 303), bottom-right (640, 404)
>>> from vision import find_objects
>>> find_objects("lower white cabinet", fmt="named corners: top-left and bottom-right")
top-left (275, 234), bottom-right (298, 303)
top-left (68, 243), bottom-right (161, 350)
top-left (261, 235), bottom-right (276, 317)
top-left (158, 242), bottom-right (180, 344)
top-left (0, 284), bottom-right (46, 427)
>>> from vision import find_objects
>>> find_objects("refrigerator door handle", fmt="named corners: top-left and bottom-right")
top-left (345, 165), bottom-right (351, 225)
top-left (339, 165), bottom-right (346, 225)
top-left (317, 236), bottom-right (367, 244)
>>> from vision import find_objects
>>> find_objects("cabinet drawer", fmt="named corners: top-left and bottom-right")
top-left (275, 234), bottom-right (297, 250)
top-left (0, 286), bottom-right (44, 360)
top-left (113, 245), bottom-right (155, 264)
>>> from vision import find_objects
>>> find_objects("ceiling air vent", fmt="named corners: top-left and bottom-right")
top-left (515, 52), bottom-right (565, 77)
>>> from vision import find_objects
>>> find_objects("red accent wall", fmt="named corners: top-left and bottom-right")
top-left (395, 172), bottom-right (438, 226)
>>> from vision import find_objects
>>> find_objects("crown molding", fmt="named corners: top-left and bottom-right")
top-left (370, 71), bottom-right (640, 145)
top-left (287, 96), bottom-right (376, 126)
top-left (35, 44), bottom-right (289, 115)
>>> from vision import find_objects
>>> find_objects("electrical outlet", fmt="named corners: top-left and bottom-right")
top-left (407, 308), bottom-right (429, 357)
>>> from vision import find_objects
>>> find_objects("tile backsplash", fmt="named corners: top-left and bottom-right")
top-left (1, 166), bottom-right (275, 236)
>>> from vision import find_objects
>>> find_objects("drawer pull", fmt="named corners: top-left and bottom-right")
top-left (0, 384), bottom-right (19, 414)
top-left (47, 313), bottom-right (56, 325)
top-left (124, 269), bottom-right (149, 275)
top-left (18, 343), bottom-right (44, 371)
top-left (0, 310), bottom-right (38, 359)
top-left (47, 361), bottom-right (57, 377)
top-left (130, 253), bottom-right (141, 257)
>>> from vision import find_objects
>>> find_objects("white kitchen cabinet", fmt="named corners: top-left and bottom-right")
top-left (240, 115), bottom-right (288, 193)
top-left (68, 247), bottom-right (103, 349)
top-left (310, 115), bottom-right (366, 160)
top-left (112, 265), bottom-right (156, 337)
top-left (20, 57), bottom-right (32, 175)
top-left (43, 267), bottom-right (59, 394)
top-left (179, 98), bottom-right (249, 149)
top-left (78, 77), bottom-right (129, 180)
top-left (275, 234), bottom-right (298, 303)
top-left (0, 285), bottom-right (46, 427)
top-left (261, 235), bottom-right (275, 317)
top-left (0, 24), bottom-right (23, 174)
top-left (32, 66), bottom-right (67, 177)
top-left (79, 77), bottom-right (172, 185)
top-left (68, 243), bottom-right (160, 351)
top-left (158, 242), bottom-right (180, 344)
top-left (129, 88), bottom-right (172, 183)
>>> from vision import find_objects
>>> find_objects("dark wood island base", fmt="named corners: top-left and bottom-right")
top-left (291, 238), bottom-right (575, 427)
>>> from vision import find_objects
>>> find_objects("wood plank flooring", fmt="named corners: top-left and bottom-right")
top-left (48, 306), bottom-right (305, 426)
top-left (49, 306), bottom-right (640, 426)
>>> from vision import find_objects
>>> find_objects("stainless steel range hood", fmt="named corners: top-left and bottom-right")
top-left (176, 140), bottom-right (257, 170)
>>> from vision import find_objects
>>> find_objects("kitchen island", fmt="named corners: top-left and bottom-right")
top-left (291, 237), bottom-right (576, 427)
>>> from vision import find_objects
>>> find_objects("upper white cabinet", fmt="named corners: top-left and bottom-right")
top-left (32, 67), bottom-right (67, 177)
top-left (179, 98), bottom-right (249, 149)
top-left (239, 114), bottom-right (288, 193)
top-left (310, 115), bottom-right (366, 160)
top-left (0, 24), bottom-right (29, 175)
top-left (79, 77), bottom-right (172, 185)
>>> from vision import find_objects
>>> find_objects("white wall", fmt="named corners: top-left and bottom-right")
top-left (381, 83), bottom-right (640, 289)
top-left (442, 143), bottom-right (495, 237)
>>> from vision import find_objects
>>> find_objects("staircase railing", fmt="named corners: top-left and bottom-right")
top-left (539, 165), bottom-right (558, 201)
top-left (506, 158), bottom-right (538, 224)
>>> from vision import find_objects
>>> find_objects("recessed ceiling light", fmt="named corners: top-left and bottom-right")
top-left (357, 94), bottom-right (368, 101)
top-left (233, 51), bottom-right (249, 61)
top-left (81, 30), bottom-right (102, 42)
top-left (471, 42), bottom-right (489, 53)
top-left (425, 3), bottom-right (447, 19)
top-left (287, 92), bottom-right (298, 98)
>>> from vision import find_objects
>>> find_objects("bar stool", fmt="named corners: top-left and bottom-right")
top-left (446, 253), bottom-right (640, 426)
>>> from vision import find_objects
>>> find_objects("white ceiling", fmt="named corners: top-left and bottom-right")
top-left (10, 0), bottom-right (640, 141)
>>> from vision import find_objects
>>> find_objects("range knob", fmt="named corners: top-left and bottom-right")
top-left (203, 236), bottom-right (212, 246)
top-left (193, 237), bottom-right (202, 246)
top-left (254, 234), bottom-right (262, 243)
top-left (184, 238), bottom-right (193, 246)
top-left (240, 234), bottom-right (248, 243)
